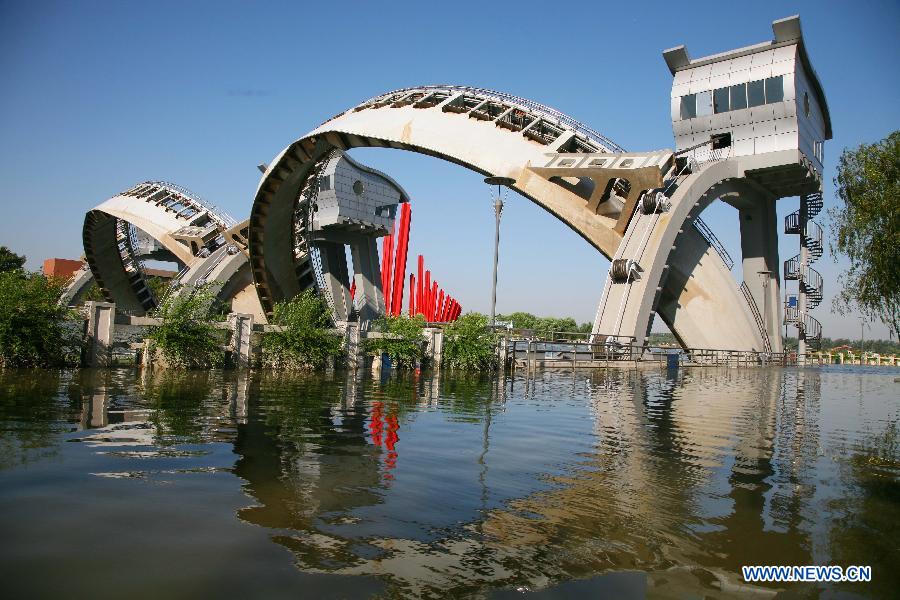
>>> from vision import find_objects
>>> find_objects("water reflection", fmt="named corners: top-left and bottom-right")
top-left (0, 367), bottom-right (897, 598)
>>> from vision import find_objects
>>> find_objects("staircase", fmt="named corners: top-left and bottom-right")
top-left (783, 191), bottom-right (824, 350)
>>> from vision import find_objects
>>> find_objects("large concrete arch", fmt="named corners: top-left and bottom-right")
top-left (249, 86), bottom-right (758, 349)
top-left (594, 150), bottom-right (814, 352)
top-left (80, 182), bottom-right (263, 318)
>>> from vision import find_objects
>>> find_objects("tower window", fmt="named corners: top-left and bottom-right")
top-left (680, 94), bottom-right (697, 119)
top-left (696, 90), bottom-right (713, 117)
top-left (730, 83), bottom-right (748, 110)
top-left (747, 80), bottom-right (765, 107)
top-left (765, 77), bottom-right (784, 103)
top-left (714, 87), bottom-right (730, 113)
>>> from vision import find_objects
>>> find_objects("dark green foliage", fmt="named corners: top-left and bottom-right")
top-left (829, 131), bottom-right (900, 337)
top-left (366, 315), bottom-right (426, 368)
top-left (263, 290), bottom-right (343, 370)
top-left (0, 246), bottom-right (26, 274)
top-left (0, 270), bottom-right (78, 367)
top-left (496, 312), bottom-right (592, 336)
top-left (148, 285), bottom-right (224, 369)
top-left (443, 312), bottom-right (498, 370)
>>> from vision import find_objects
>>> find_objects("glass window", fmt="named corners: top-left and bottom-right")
top-left (714, 87), bottom-right (730, 113)
top-left (747, 80), bottom-right (765, 107)
top-left (730, 83), bottom-right (747, 110)
top-left (680, 94), bottom-right (696, 119)
top-left (765, 76), bottom-right (784, 103)
top-left (696, 90), bottom-right (713, 117)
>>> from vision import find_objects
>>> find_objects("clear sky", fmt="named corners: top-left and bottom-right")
top-left (1, 0), bottom-right (897, 339)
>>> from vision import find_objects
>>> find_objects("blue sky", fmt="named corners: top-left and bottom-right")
top-left (1, 0), bottom-right (897, 339)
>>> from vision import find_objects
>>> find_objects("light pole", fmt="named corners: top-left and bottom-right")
top-left (484, 176), bottom-right (515, 327)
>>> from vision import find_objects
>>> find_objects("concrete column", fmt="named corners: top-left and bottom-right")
top-left (424, 327), bottom-right (444, 367)
top-left (316, 241), bottom-right (352, 322)
top-left (738, 194), bottom-right (783, 353)
top-left (227, 313), bottom-right (254, 369)
top-left (84, 301), bottom-right (116, 367)
top-left (349, 235), bottom-right (385, 323)
top-left (345, 322), bottom-right (361, 369)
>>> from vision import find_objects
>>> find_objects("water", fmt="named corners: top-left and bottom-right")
top-left (0, 367), bottom-right (897, 599)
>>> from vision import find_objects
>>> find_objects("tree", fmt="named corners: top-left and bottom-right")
top-left (0, 246), bottom-right (26, 274)
top-left (443, 312), bottom-right (498, 370)
top-left (263, 290), bottom-right (343, 370)
top-left (0, 270), bottom-right (78, 367)
top-left (148, 284), bottom-right (224, 369)
top-left (829, 131), bottom-right (900, 336)
top-left (366, 315), bottom-right (426, 368)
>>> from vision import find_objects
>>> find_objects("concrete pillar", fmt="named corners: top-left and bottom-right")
top-left (350, 235), bottom-right (385, 323)
top-left (316, 241), bottom-right (352, 322)
top-left (738, 194), bottom-right (783, 353)
top-left (84, 301), bottom-right (115, 367)
top-left (227, 313), bottom-right (254, 369)
top-left (424, 327), bottom-right (443, 368)
top-left (345, 322), bottom-right (361, 369)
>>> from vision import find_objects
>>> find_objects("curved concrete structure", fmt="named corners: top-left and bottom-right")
top-left (249, 86), bottom-right (754, 349)
top-left (80, 181), bottom-right (264, 317)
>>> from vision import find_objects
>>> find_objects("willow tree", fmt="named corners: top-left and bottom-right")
top-left (829, 130), bottom-right (899, 337)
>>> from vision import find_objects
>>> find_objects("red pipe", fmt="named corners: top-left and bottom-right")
top-left (383, 225), bottom-right (395, 316)
top-left (417, 255), bottom-right (424, 315)
top-left (409, 273), bottom-right (415, 317)
top-left (424, 270), bottom-right (431, 320)
top-left (391, 203), bottom-right (411, 316)
top-left (431, 282), bottom-right (438, 321)
top-left (436, 290), bottom-right (445, 322)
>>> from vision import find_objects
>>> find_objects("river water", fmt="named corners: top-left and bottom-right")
top-left (0, 366), bottom-right (897, 599)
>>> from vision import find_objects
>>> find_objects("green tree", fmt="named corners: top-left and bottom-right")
top-left (0, 246), bottom-right (26, 274)
top-left (263, 290), bottom-right (343, 370)
top-left (148, 284), bottom-right (224, 369)
top-left (443, 312), bottom-right (498, 370)
top-left (0, 270), bottom-right (78, 367)
top-left (366, 314), bottom-right (426, 368)
top-left (829, 131), bottom-right (900, 336)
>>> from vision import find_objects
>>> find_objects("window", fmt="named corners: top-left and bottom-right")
top-left (319, 175), bottom-right (331, 191)
top-left (814, 140), bottom-right (824, 162)
top-left (696, 90), bottom-right (713, 116)
top-left (804, 92), bottom-right (811, 117)
top-left (714, 87), bottom-right (730, 113)
top-left (747, 79), bottom-right (765, 107)
top-left (730, 83), bottom-right (747, 110)
top-left (680, 94), bottom-right (696, 119)
top-left (765, 77), bottom-right (784, 103)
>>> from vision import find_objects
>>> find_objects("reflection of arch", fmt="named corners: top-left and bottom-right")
top-left (249, 86), bottom-right (757, 350)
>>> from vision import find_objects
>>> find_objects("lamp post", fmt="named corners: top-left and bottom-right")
top-left (484, 177), bottom-right (515, 327)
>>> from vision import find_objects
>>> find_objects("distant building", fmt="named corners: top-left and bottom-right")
top-left (43, 258), bottom-right (83, 281)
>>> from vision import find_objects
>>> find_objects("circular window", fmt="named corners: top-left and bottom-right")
top-left (353, 180), bottom-right (365, 196)
top-left (804, 92), bottom-right (810, 118)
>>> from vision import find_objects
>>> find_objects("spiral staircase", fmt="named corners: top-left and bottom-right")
top-left (783, 191), bottom-right (824, 350)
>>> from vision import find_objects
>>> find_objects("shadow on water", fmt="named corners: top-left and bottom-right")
top-left (0, 366), bottom-right (897, 598)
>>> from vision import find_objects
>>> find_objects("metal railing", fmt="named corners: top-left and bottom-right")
top-left (355, 85), bottom-right (626, 154)
top-left (740, 282), bottom-right (772, 352)
top-left (693, 217), bottom-right (735, 270)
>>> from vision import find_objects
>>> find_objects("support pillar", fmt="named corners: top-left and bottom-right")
top-left (227, 313), bottom-right (254, 369)
top-left (350, 235), bottom-right (385, 324)
top-left (424, 327), bottom-right (443, 368)
top-left (345, 322), bottom-right (361, 370)
top-left (738, 194), bottom-right (783, 353)
top-left (84, 301), bottom-right (115, 367)
top-left (316, 241), bottom-right (352, 322)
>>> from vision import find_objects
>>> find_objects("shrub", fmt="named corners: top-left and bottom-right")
top-left (0, 270), bottom-right (79, 367)
top-left (443, 312), bottom-right (498, 370)
top-left (263, 290), bottom-right (343, 370)
top-left (148, 285), bottom-right (224, 369)
top-left (366, 315), bottom-right (426, 368)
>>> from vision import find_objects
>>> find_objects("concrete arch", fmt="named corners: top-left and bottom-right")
top-left (250, 86), bottom-right (759, 350)
top-left (594, 152), bottom-right (798, 351)
top-left (81, 182), bottom-right (262, 317)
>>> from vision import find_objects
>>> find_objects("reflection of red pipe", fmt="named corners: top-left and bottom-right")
top-left (369, 401), bottom-right (384, 447)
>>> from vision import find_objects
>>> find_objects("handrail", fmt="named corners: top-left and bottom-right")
top-left (693, 217), bottom-right (735, 270)
top-left (740, 282), bottom-right (772, 352)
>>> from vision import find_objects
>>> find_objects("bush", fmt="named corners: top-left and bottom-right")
top-left (263, 290), bottom-right (343, 370)
top-left (443, 312), bottom-right (498, 370)
top-left (0, 270), bottom-right (79, 367)
top-left (366, 315), bottom-right (426, 368)
top-left (148, 285), bottom-right (224, 369)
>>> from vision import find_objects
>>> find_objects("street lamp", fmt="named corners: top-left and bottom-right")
top-left (484, 176), bottom-right (515, 327)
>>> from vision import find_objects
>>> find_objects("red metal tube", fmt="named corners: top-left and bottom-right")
top-left (383, 225), bottom-right (395, 316)
top-left (409, 273), bottom-right (415, 317)
top-left (391, 203), bottom-right (411, 316)
top-left (436, 290), bottom-right (445, 322)
top-left (417, 255), bottom-right (424, 316)
top-left (431, 282), bottom-right (438, 321)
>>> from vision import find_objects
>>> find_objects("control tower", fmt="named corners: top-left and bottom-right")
top-left (663, 15), bottom-right (831, 356)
